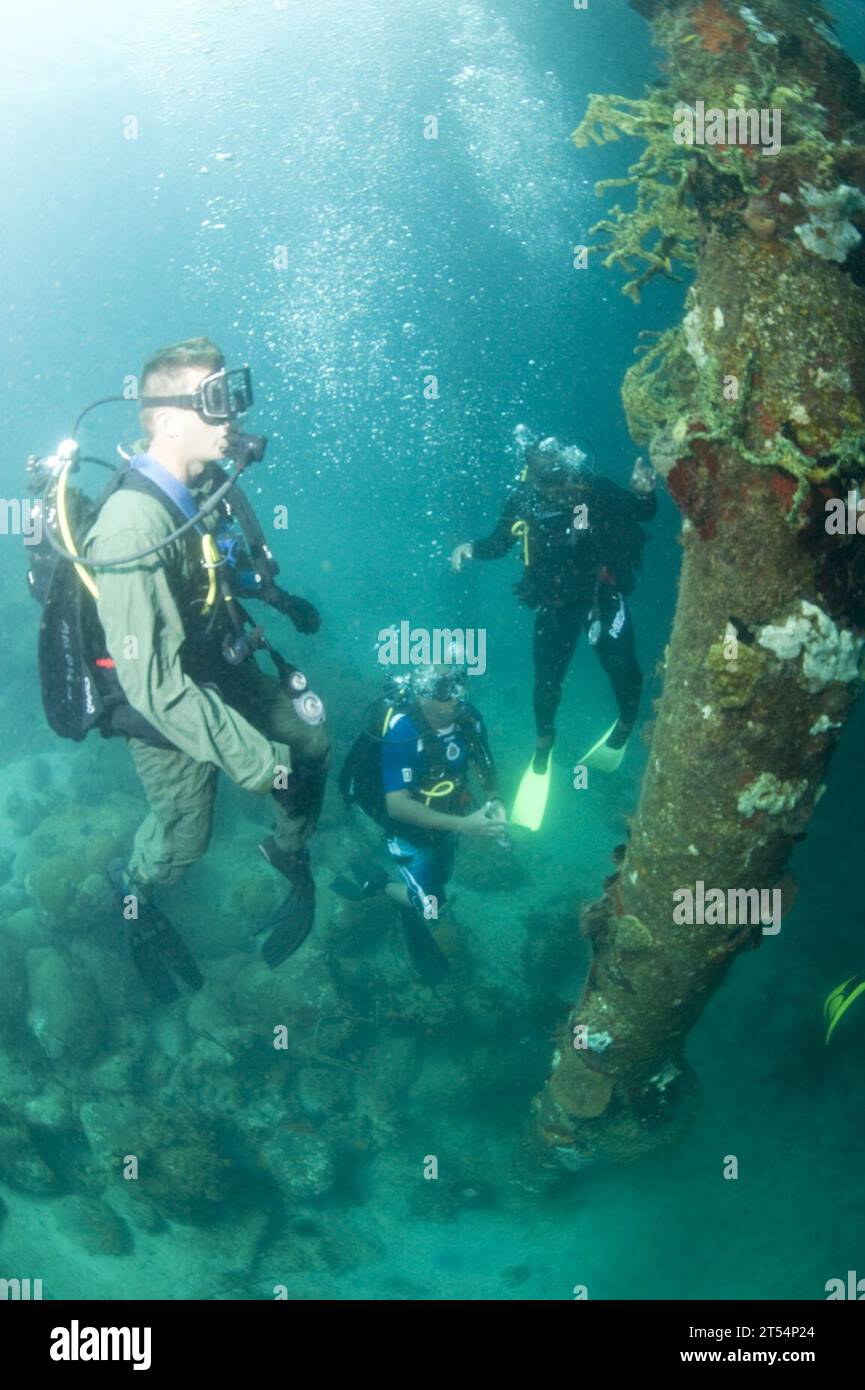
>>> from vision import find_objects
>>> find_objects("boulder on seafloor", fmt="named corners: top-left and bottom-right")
top-left (79, 1098), bottom-right (242, 1224)
top-left (87, 1051), bottom-right (136, 1096)
top-left (257, 1129), bottom-right (337, 1201)
top-left (0, 937), bottom-right (27, 1044)
top-left (105, 1184), bottom-right (167, 1235)
top-left (0, 1108), bottom-right (59, 1192)
top-left (186, 981), bottom-right (255, 1062)
top-left (79, 1098), bottom-right (138, 1173)
top-left (323, 894), bottom-right (389, 957)
top-left (230, 954), bottom-right (341, 1033)
top-left (457, 836), bottom-right (528, 892)
top-left (295, 1064), bottom-right (355, 1120)
top-left (0, 906), bottom-right (50, 950)
top-left (18, 793), bottom-right (141, 926)
top-left (53, 1195), bottom-right (133, 1256)
top-left (25, 947), bottom-right (107, 1061)
top-left (67, 937), bottom-right (147, 1021)
top-left (23, 1083), bottom-right (81, 1134)
top-left (346, 1036), bottom-right (419, 1105)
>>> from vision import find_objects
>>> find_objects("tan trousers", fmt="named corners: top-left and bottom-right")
top-left (127, 662), bottom-right (329, 888)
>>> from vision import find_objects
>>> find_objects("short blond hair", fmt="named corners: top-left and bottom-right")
top-left (140, 336), bottom-right (224, 437)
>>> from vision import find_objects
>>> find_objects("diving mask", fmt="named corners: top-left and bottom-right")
top-left (141, 366), bottom-right (254, 423)
top-left (411, 665), bottom-right (468, 703)
top-left (527, 437), bottom-right (591, 490)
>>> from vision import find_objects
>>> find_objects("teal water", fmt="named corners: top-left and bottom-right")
top-left (0, 0), bottom-right (863, 1301)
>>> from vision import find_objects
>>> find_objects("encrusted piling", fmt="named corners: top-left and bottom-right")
top-left (532, 0), bottom-right (865, 1169)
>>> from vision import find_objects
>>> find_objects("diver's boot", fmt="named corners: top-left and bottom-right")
top-left (398, 906), bottom-right (451, 987)
top-left (330, 862), bottom-right (390, 902)
top-left (578, 720), bottom-right (633, 772)
top-left (257, 840), bottom-right (316, 967)
top-left (107, 860), bottom-right (204, 1004)
top-left (532, 742), bottom-right (553, 775)
top-left (605, 720), bottom-right (633, 751)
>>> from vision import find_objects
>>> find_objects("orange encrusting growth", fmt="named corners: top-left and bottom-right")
top-left (691, 0), bottom-right (748, 55)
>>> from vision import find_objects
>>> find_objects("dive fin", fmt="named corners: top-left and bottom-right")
top-left (108, 860), bottom-right (203, 1002)
top-left (399, 908), bottom-right (451, 986)
top-left (824, 974), bottom-right (865, 1044)
top-left (330, 874), bottom-right (367, 902)
top-left (259, 883), bottom-right (316, 967)
top-left (511, 756), bottom-right (552, 832)
top-left (330, 864), bottom-right (389, 902)
top-left (578, 721), bottom-right (627, 773)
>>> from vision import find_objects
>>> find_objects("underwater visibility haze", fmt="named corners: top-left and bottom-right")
top-left (1, 0), bottom-right (864, 1307)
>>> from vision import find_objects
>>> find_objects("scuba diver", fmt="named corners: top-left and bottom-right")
top-left (26, 337), bottom-right (328, 1001)
top-left (334, 660), bottom-right (507, 984)
top-left (450, 430), bottom-right (657, 830)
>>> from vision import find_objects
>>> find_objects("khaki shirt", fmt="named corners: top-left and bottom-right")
top-left (85, 485), bottom-right (288, 791)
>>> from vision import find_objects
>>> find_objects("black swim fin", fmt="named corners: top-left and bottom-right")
top-left (330, 863), bottom-right (389, 902)
top-left (258, 883), bottom-right (316, 967)
top-left (256, 842), bottom-right (317, 966)
top-left (399, 907), bottom-right (451, 987)
top-left (108, 860), bottom-right (203, 1003)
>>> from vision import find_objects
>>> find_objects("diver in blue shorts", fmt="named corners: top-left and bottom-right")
top-left (335, 661), bottom-right (506, 983)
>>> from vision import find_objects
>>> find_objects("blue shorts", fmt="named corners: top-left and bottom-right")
top-left (385, 833), bottom-right (457, 918)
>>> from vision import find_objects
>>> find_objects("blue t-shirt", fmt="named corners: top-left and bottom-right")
top-left (381, 711), bottom-right (470, 796)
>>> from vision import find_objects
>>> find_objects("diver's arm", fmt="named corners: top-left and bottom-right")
top-left (467, 709), bottom-right (500, 800)
top-left (464, 490), bottom-right (522, 562)
top-left (90, 530), bottom-right (290, 792)
top-left (598, 469), bottom-right (658, 523)
top-left (386, 791), bottom-right (502, 838)
top-left (259, 582), bottom-right (321, 634)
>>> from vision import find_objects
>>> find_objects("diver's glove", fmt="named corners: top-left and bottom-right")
top-left (265, 585), bottom-right (321, 634)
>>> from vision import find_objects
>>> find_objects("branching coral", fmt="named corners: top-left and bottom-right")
top-left (622, 326), bottom-right (697, 446)
top-left (573, 8), bottom-right (865, 301)
top-left (574, 92), bottom-right (699, 302)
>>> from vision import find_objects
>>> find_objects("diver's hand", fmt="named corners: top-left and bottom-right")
top-left (277, 592), bottom-right (321, 634)
top-left (631, 457), bottom-right (656, 496)
top-left (460, 807), bottom-right (505, 838)
top-left (450, 542), bottom-right (474, 572)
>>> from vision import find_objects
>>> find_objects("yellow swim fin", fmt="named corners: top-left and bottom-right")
top-left (511, 756), bottom-right (552, 832)
top-left (578, 721), bottom-right (627, 773)
top-left (824, 974), bottom-right (865, 1045)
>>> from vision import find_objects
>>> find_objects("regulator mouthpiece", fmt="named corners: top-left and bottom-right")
top-left (227, 431), bottom-right (267, 467)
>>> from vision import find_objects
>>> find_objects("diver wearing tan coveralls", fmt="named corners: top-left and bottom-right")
top-left (83, 338), bottom-right (329, 997)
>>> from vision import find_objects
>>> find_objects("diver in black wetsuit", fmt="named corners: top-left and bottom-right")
top-left (451, 435), bottom-right (657, 797)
